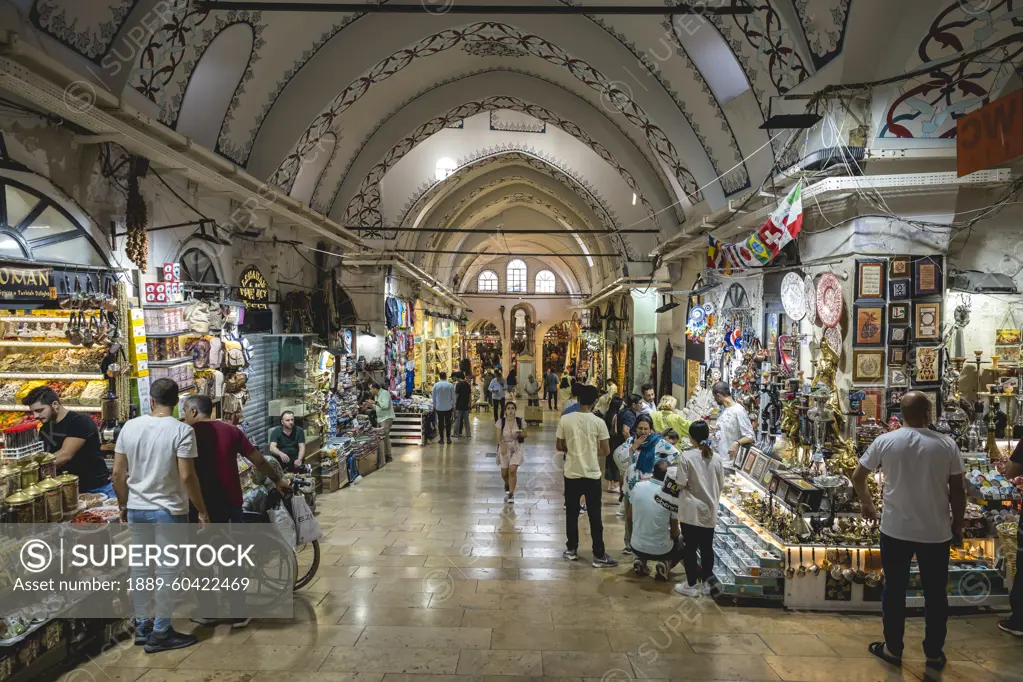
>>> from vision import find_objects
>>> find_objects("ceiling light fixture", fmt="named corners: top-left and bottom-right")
top-left (655, 295), bottom-right (680, 314)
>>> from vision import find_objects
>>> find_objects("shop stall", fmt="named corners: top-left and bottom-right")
top-left (543, 321), bottom-right (571, 374)
top-left (682, 252), bottom-right (1016, 611)
top-left (468, 320), bottom-right (502, 378)
top-left (385, 296), bottom-right (415, 399)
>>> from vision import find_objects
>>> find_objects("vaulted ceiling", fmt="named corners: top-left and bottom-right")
top-left (12, 0), bottom-right (1023, 290)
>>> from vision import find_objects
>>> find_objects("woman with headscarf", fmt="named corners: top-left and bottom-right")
top-left (613, 414), bottom-right (680, 554)
top-left (603, 391), bottom-right (624, 493)
top-left (651, 395), bottom-right (693, 442)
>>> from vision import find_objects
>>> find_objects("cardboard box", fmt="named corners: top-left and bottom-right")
top-left (321, 471), bottom-right (340, 493)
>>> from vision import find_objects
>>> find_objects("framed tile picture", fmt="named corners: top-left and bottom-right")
top-left (890, 256), bottom-right (910, 278)
top-left (888, 303), bottom-right (910, 325)
top-left (889, 279), bottom-right (910, 301)
top-left (918, 389), bottom-right (941, 418)
top-left (888, 325), bottom-right (911, 346)
top-left (888, 366), bottom-right (909, 387)
top-left (888, 346), bottom-right (907, 366)
top-left (912, 256), bottom-right (942, 297)
top-left (887, 387), bottom-right (907, 408)
top-left (914, 302), bottom-right (941, 341)
top-left (854, 304), bottom-right (885, 346)
top-left (852, 349), bottom-right (885, 383)
top-left (855, 259), bottom-right (886, 300)
top-left (914, 345), bottom-right (942, 384)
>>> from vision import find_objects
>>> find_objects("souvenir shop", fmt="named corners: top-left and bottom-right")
top-left (384, 295), bottom-right (415, 398)
top-left (414, 309), bottom-right (462, 392)
top-left (468, 320), bottom-right (502, 378)
top-left (542, 321), bottom-right (573, 374)
top-left (678, 245), bottom-right (1019, 611)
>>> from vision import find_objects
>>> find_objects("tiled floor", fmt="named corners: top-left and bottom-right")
top-left (70, 409), bottom-right (1019, 682)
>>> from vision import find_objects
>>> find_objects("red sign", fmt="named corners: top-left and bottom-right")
top-left (957, 89), bottom-right (1023, 177)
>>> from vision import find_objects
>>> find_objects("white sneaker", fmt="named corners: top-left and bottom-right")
top-left (701, 582), bottom-right (714, 595)
top-left (616, 501), bottom-right (626, 517)
top-left (674, 583), bottom-right (702, 597)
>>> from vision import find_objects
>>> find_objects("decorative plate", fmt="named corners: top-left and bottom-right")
top-left (703, 301), bottom-right (715, 316)
top-left (804, 275), bottom-right (817, 325)
top-left (781, 272), bottom-right (806, 321)
top-left (824, 325), bottom-right (842, 355)
top-left (816, 272), bottom-right (843, 328)
top-left (688, 305), bottom-right (706, 326)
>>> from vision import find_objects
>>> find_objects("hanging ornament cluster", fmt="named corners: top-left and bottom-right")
top-left (686, 305), bottom-right (708, 341)
top-left (125, 157), bottom-right (149, 273)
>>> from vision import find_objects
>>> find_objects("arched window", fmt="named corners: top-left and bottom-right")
top-left (435, 157), bottom-right (457, 181)
top-left (179, 247), bottom-right (221, 284)
top-left (507, 259), bottom-right (527, 293)
top-left (0, 180), bottom-right (107, 265)
top-left (535, 269), bottom-right (556, 294)
top-left (477, 270), bottom-right (498, 293)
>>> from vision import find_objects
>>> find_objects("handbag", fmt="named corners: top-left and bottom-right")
top-left (184, 300), bottom-right (210, 334)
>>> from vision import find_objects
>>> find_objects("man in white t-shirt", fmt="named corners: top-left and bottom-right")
top-left (628, 459), bottom-right (682, 581)
top-left (711, 381), bottom-right (754, 464)
top-left (852, 391), bottom-right (965, 671)
top-left (639, 383), bottom-right (657, 416)
top-left (556, 384), bottom-right (618, 568)
top-left (113, 378), bottom-right (209, 654)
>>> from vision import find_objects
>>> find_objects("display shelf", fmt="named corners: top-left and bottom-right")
top-left (0, 317), bottom-right (72, 323)
top-left (0, 372), bottom-right (104, 380)
top-left (147, 356), bottom-right (193, 367)
top-left (146, 329), bottom-right (191, 338)
top-left (391, 411), bottom-right (426, 446)
top-left (0, 340), bottom-right (75, 348)
top-left (0, 405), bottom-right (102, 413)
top-left (733, 469), bottom-right (861, 520)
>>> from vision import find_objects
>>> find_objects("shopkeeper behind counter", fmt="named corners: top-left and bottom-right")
top-left (268, 410), bottom-right (305, 472)
top-left (23, 385), bottom-right (113, 497)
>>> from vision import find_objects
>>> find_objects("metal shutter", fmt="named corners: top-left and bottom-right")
top-left (242, 333), bottom-right (273, 449)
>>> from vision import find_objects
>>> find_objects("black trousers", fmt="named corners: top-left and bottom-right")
top-left (681, 523), bottom-right (715, 586)
top-left (1008, 549), bottom-right (1023, 629)
top-left (492, 398), bottom-right (506, 422)
top-left (528, 398), bottom-right (540, 407)
top-left (547, 390), bottom-right (558, 410)
top-left (437, 409), bottom-right (453, 441)
top-left (880, 532), bottom-right (950, 659)
top-left (564, 477), bottom-right (604, 557)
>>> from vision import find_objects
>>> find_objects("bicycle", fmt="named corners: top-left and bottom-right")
top-left (243, 476), bottom-right (321, 591)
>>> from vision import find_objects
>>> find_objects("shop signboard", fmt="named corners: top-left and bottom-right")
top-left (238, 265), bottom-right (269, 309)
top-left (0, 264), bottom-right (55, 301)
top-left (957, 89), bottom-right (1023, 177)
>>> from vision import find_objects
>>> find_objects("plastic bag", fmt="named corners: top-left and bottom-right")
top-left (291, 495), bottom-right (322, 545)
top-left (270, 505), bottom-right (297, 547)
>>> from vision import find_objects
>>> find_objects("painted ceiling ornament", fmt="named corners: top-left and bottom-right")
top-left (462, 41), bottom-right (527, 58)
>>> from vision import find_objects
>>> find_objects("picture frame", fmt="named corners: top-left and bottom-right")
top-left (853, 304), bottom-right (885, 346)
top-left (913, 345), bottom-right (942, 385)
top-left (887, 387), bottom-right (907, 407)
top-left (914, 302), bottom-right (942, 341)
top-left (997, 344), bottom-right (1022, 366)
top-left (912, 256), bottom-right (942, 297)
top-left (889, 279), bottom-right (911, 301)
top-left (888, 303), bottom-right (910, 325)
top-left (888, 347), bottom-right (907, 365)
top-left (890, 256), bottom-right (910, 279)
top-left (852, 349), bottom-right (886, 383)
top-left (888, 366), bottom-right (909, 387)
top-left (997, 329), bottom-right (1022, 345)
top-left (888, 325), bottom-right (911, 346)
top-left (750, 454), bottom-right (768, 481)
top-left (859, 387), bottom-right (884, 423)
top-left (918, 388), bottom-right (941, 420)
top-left (855, 259), bottom-right (886, 300)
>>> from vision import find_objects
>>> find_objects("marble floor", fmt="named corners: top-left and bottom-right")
top-left (70, 409), bottom-right (1019, 682)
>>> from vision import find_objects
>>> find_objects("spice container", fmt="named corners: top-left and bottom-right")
top-left (6, 491), bottom-right (32, 523)
top-left (20, 462), bottom-right (39, 488)
top-left (38, 478), bottom-right (63, 522)
top-left (57, 473), bottom-right (79, 513)
top-left (38, 453), bottom-right (57, 481)
top-left (22, 484), bottom-right (45, 523)
top-left (0, 464), bottom-right (18, 496)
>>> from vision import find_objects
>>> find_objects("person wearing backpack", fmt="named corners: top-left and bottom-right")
top-left (496, 401), bottom-right (526, 503)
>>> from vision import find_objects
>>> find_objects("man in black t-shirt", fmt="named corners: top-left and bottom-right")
top-left (453, 372), bottom-right (473, 439)
top-left (269, 410), bottom-right (305, 472)
top-left (23, 385), bottom-right (112, 497)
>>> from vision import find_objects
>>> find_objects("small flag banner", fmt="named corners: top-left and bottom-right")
top-left (707, 182), bottom-right (804, 272)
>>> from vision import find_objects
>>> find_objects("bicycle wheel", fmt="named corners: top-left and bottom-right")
top-left (294, 540), bottom-right (320, 590)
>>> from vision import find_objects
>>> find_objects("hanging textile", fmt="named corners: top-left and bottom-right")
top-left (659, 342), bottom-right (673, 399)
top-left (708, 182), bottom-right (803, 272)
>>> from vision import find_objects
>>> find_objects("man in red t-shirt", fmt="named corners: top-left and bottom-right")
top-left (182, 394), bottom-right (287, 523)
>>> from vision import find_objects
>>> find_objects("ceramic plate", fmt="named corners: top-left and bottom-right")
top-left (688, 305), bottom-right (706, 325)
top-left (804, 275), bottom-right (817, 325)
top-left (781, 272), bottom-right (806, 321)
top-left (816, 272), bottom-right (843, 328)
top-left (824, 325), bottom-right (842, 355)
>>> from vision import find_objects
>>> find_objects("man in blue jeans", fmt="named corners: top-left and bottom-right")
top-left (852, 391), bottom-right (965, 671)
top-left (113, 378), bottom-right (210, 654)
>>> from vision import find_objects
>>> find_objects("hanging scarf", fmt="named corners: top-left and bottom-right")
top-left (636, 433), bottom-right (665, 475)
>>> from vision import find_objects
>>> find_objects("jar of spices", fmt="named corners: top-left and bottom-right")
top-left (37, 478), bottom-right (63, 522)
top-left (22, 484), bottom-right (45, 523)
top-left (20, 462), bottom-right (39, 488)
top-left (5, 491), bottom-right (32, 524)
top-left (38, 453), bottom-right (57, 481)
top-left (57, 473), bottom-right (79, 513)
top-left (0, 463), bottom-right (19, 497)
